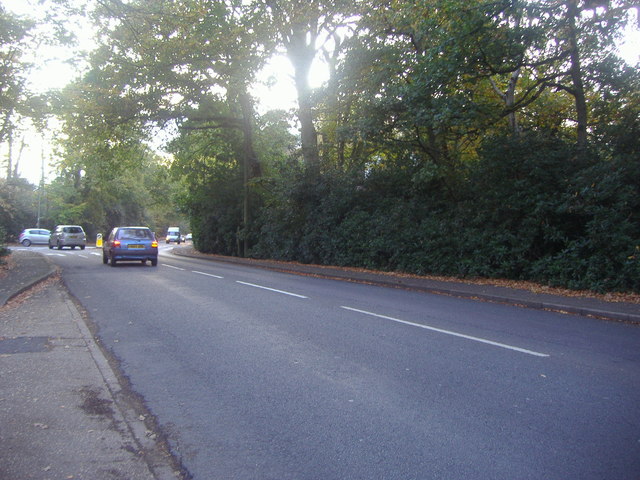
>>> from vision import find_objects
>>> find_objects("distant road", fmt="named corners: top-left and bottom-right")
top-left (28, 245), bottom-right (640, 479)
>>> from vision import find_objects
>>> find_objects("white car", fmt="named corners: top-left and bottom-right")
top-left (18, 228), bottom-right (51, 246)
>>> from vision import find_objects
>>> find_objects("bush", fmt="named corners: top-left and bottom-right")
top-left (531, 154), bottom-right (640, 291)
top-left (203, 132), bottom-right (640, 293)
top-left (0, 226), bottom-right (10, 266)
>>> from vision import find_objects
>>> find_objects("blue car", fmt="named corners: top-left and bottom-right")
top-left (103, 226), bottom-right (158, 267)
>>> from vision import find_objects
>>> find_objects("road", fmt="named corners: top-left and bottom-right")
top-left (22, 245), bottom-right (640, 479)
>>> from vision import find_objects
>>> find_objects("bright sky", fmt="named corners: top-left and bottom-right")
top-left (2, 1), bottom-right (639, 185)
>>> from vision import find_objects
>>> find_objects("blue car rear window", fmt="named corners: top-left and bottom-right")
top-left (119, 229), bottom-right (151, 239)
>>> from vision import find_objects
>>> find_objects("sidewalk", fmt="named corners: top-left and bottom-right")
top-left (0, 250), bottom-right (181, 480)
top-left (172, 246), bottom-right (640, 324)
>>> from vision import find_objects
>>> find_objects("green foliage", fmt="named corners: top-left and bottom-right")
top-left (182, 160), bottom-right (244, 255)
top-left (169, 127), bottom-right (246, 255)
top-left (0, 225), bottom-right (10, 265)
top-left (0, 177), bottom-right (39, 239)
top-left (0, 5), bottom-right (34, 144)
top-left (531, 153), bottom-right (640, 291)
top-left (247, 132), bottom-right (640, 292)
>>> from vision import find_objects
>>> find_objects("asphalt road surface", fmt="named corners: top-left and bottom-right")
top-left (29, 245), bottom-right (640, 479)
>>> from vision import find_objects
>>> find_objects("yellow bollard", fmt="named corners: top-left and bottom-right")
top-left (96, 233), bottom-right (103, 248)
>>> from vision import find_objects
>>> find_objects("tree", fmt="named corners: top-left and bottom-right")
top-left (73, 0), bottom-right (276, 254)
top-left (0, 6), bottom-right (33, 175)
top-left (0, 176), bottom-right (38, 237)
top-left (262, 0), bottom-right (355, 172)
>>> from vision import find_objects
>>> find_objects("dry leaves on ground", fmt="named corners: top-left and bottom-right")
top-left (180, 247), bottom-right (640, 304)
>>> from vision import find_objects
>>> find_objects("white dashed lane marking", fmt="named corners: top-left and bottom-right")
top-left (341, 306), bottom-right (550, 358)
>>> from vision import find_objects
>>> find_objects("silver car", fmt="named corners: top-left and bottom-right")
top-left (18, 228), bottom-right (51, 246)
top-left (49, 225), bottom-right (87, 250)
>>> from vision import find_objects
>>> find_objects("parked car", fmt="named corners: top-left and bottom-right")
top-left (49, 225), bottom-right (86, 250)
top-left (166, 227), bottom-right (181, 244)
top-left (103, 226), bottom-right (158, 267)
top-left (185, 233), bottom-right (192, 242)
top-left (18, 228), bottom-right (51, 246)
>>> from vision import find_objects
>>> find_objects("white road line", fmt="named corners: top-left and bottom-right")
top-left (192, 270), bottom-right (224, 279)
top-left (236, 281), bottom-right (308, 299)
top-left (77, 255), bottom-right (89, 259)
top-left (341, 306), bottom-right (549, 358)
top-left (46, 253), bottom-right (66, 257)
top-left (90, 252), bottom-right (101, 256)
top-left (162, 264), bottom-right (186, 271)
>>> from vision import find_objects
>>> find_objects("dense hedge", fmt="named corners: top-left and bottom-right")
top-left (0, 226), bottom-right (9, 266)
top-left (244, 133), bottom-right (639, 293)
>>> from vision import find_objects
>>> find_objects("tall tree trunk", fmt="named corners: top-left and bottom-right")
top-left (287, 26), bottom-right (320, 173)
top-left (13, 136), bottom-right (25, 178)
top-left (6, 129), bottom-right (13, 179)
top-left (505, 68), bottom-right (521, 134)
top-left (490, 68), bottom-right (521, 135)
top-left (566, 0), bottom-right (589, 150)
top-left (238, 87), bottom-right (261, 257)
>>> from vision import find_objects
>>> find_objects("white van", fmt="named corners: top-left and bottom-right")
top-left (166, 227), bottom-right (181, 244)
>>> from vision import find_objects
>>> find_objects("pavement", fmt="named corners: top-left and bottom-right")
top-left (0, 247), bottom-right (638, 480)
top-left (0, 249), bottom-right (183, 480)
